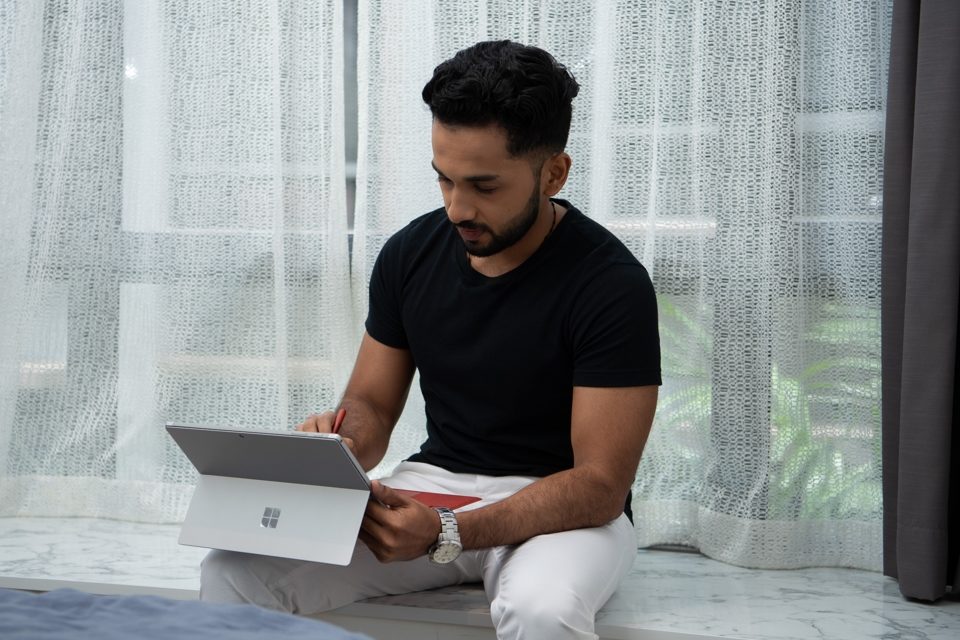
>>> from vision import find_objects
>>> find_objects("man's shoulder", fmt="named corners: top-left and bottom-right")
top-left (380, 207), bottom-right (449, 256)
top-left (548, 205), bottom-right (655, 318)
top-left (393, 207), bottom-right (448, 239)
top-left (373, 207), bottom-right (453, 284)
top-left (558, 203), bottom-right (643, 270)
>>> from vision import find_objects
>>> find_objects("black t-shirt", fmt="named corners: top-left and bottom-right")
top-left (365, 199), bottom-right (661, 479)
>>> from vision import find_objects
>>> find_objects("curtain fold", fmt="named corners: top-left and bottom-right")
top-left (0, 0), bottom-right (353, 523)
top-left (881, 0), bottom-right (960, 602)
top-left (0, 0), bottom-right (46, 482)
top-left (356, 0), bottom-right (890, 570)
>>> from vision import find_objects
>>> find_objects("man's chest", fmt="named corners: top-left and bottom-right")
top-left (399, 269), bottom-right (573, 382)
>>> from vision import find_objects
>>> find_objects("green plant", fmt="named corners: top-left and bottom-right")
top-left (767, 303), bottom-right (882, 519)
top-left (643, 295), bottom-right (882, 521)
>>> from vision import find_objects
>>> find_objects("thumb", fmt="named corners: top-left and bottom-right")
top-left (371, 480), bottom-right (410, 508)
top-left (340, 436), bottom-right (358, 456)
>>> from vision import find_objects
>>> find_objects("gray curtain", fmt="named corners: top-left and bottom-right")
top-left (881, 0), bottom-right (960, 602)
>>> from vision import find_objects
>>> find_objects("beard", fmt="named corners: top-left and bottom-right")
top-left (454, 185), bottom-right (542, 258)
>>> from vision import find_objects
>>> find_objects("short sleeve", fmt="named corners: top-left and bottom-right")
top-left (364, 234), bottom-right (409, 349)
top-left (569, 263), bottom-right (661, 387)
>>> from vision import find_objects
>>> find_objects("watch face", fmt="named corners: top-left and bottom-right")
top-left (430, 541), bottom-right (462, 564)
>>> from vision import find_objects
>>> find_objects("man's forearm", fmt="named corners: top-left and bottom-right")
top-left (456, 465), bottom-right (629, 550)
top-left (336, 396), bottom-right (394, 471)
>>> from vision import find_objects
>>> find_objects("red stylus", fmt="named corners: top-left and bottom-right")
top-left (332, 407), bottom-right (346, 434)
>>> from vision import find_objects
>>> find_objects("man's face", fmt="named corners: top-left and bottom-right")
top-left (431, 121), bottom-right (544, 258)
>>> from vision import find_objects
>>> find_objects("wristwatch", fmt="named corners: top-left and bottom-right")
top-left (427, 507), bottom-right (462, 564)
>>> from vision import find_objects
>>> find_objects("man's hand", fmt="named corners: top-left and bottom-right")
top-left (296, 412), bottom-right (357, 455)
top-left (296, 411), bottom-right (340, 432)
top-left (359, 481), bottom-right (442, 563)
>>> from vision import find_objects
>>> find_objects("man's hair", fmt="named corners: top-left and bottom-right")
top-left (422, 40), bottom-right (580, 157)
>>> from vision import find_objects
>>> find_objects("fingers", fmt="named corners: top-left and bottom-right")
top-left (370, 480), bottom-right (410, 508)
top-left (359, 511), bottom-right (429, 564)
top-left (295, 412), bottom-right (335, 433)
top-left (364, 483), bottom-right (405, 527)
top-left (360, 511), bottom-right (404, 562)
top-left (358, 528), bottom-right (390, 563)
top-left (340, 435), bottom-right (358, 455)
top-left (359, 483), bottom-right (439, 563)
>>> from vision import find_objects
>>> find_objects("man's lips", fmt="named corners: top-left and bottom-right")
top-left (457, 225), bottom-right (486, 242)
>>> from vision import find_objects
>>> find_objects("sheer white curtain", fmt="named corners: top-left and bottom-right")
top-left (0, 0), bottom-right (353, 522)
top-left (356, 0), bottom-right (890, 570)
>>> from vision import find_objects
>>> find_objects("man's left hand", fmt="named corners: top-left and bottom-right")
top-left (359, 480), bottom-right (442, 563)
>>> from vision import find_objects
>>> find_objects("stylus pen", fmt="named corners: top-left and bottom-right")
top-left (332, 407), bottom-right (346, 434)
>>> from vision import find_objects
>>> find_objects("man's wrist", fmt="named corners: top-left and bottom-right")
top-left (426, 508), bottom-right (442, 554)
top-left (427, 507), bottom-right (463, 564)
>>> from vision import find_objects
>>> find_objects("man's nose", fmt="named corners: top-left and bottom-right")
top-left (445, 188), bottom-right (478, 224)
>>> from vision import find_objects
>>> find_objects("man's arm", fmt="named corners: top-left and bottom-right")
top-left (459, 384), bottom-right (657, 545)
top-left (360, 384), bottom-right (657, 561)
top-left (298, 332), bottom-right (415, 471)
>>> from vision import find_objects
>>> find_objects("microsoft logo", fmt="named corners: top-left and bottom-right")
top-left (261, 507), bottom-right (281, 529)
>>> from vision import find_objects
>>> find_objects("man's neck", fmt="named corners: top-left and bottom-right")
top-left (468, 201), bottom-right (564, 278)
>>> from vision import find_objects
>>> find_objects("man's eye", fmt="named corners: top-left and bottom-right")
top-left (475, 186), bottom-right (497, 194)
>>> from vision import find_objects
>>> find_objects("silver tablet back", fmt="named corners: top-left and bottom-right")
top-left (167, 424), bottom-right (370, 565)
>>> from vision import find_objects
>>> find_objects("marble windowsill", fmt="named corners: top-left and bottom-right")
top-left (0, 517), bottom-right (204, 599)
top-left (1, 516), bottom-right (959, 640)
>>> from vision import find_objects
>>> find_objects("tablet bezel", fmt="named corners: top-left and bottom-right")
top-left (166, 423), bottom-right (371, 491)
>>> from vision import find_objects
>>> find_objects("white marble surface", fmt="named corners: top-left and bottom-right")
top-left (2, 516), bottom-right (958, 640)
top-left (344, 552), bottom-right (960, 640)
top-left (0, 516), bottom-right (205, 599)
top-left (596, 551), bottom-right (960, 640)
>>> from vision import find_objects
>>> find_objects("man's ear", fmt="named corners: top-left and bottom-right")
top-left (541, 152), bottom-right (572, 197)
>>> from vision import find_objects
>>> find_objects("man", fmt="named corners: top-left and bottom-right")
top-left (201, 40), bottom-right (660, 640)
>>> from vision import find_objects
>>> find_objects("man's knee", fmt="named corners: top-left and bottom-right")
top-left (200, 549), bottom-right (371, 614)
top-left (199, 550), bottom-right (255, 603)
top-left (490, 584), bottom-right (597, 640)
top-left (200, 550), bottom-right (284, 609)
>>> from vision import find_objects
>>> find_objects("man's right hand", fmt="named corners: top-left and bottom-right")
top-left (296, 412), bottom-right (358, 455)
top-left (294, 332), bottom-right (415, 472)
top-left (296, 411), bottom-right (337, 433)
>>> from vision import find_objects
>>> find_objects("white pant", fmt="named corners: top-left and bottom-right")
top-left (200, 461), bottom-right (637, 640)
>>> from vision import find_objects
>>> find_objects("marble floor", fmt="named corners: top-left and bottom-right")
top-left (1, 516), bottom-right (959, 640)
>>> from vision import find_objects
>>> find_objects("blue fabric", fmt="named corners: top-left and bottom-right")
top-left (0, 588), bottom-right (371, 640)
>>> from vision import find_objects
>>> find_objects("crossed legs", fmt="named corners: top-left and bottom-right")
top-left (200, 463), bottom-right (636, 639)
